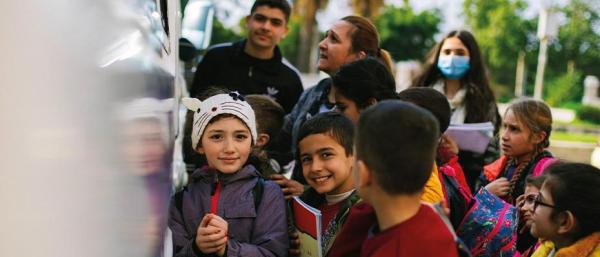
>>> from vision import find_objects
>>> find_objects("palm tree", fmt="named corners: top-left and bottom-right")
top-left (349, 0), bottom-right (385, 20)
top-left (293, 0), bottom-right (328, 73)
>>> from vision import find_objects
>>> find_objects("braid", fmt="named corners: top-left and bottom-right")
top-left (505, 147), bottom-right (543, 203)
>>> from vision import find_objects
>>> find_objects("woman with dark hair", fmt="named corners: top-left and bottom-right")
top-left (529, 162), bottom-right (600, 257)
top-left (269, 15), bottom-right (393, 191)
top-left (413, 30), bottom-right (501, 190)
top-left (332, 56), bottom-right (398, 124)
top-left (332, 57), bottom-right (445, 204)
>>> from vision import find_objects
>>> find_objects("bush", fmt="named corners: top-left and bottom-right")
top-left (577, 105), bottom-right (600, 124)
top-left (558, 101), bottom-right (582, 110)
top-left (210, 19), bottom-right (243, 46)
top-left (544, 71), bottom-right (582, 107)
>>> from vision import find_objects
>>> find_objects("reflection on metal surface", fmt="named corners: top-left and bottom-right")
top-left (0, 0), bottom-right (185, 256)
top-left (100, 31), bottom-right (144, 68)
top-left (182, 0), bottom-right (215, 50)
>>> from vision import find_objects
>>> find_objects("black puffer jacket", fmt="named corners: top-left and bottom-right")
top-left (190, 39), bottom-right (303, 113)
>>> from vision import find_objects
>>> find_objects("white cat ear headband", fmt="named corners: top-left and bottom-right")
top-left (182, 92), bottom-right (257, 150)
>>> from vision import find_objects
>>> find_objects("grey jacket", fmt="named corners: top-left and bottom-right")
top-left (270, 78), bottom-right (332, 183)
top-left (169, 165), bottom-right (289, 257)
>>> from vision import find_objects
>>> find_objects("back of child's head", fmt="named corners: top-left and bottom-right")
top-left (297, 112), bottom-right (354, 157)
top-left (506, 98), bottom-right (552, 148)
top-left (245, 95), bottom-right (285, 143)
top-left (543, 162), bottom-right (600, 238)
top-left (182, 89), bottom-right (257, 151)
top-left (397, 87), bottom-right (451, 134)
top-left (356, 100), bottom-right (440, 195)
top-left (332, 56), bottom-right (398, 109)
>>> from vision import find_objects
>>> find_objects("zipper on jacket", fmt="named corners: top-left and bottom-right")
top-left (248, 66), bottom-right (253, 77)
top-left (210, 174), bottom-right (221, 214)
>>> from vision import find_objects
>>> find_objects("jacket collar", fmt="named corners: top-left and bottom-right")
top-left (535, 232), bottom-right (600, 257)
top-left (483, 150), bottom-right (553, 181)
top-left (231, 39), bottom-right (282, 74)
top-left (191, 164), bottom-right (260, 185)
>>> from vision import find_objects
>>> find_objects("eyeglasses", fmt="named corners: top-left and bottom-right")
top-left (533, 193), bottom-right (557, 211)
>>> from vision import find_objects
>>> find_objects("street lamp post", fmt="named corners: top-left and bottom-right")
top-left (533, 4), bottom-right (559, 100)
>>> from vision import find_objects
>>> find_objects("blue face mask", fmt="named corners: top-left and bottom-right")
top-left (437, 55), bottom-right (470, 79)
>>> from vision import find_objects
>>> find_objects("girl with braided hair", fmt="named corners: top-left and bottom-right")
top-left (481, 99), bottom-right (556, 205)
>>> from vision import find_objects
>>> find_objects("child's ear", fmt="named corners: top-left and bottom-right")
top-left (196, 145), bottom-right (205, 154)
top-left (366, 97), bottom-right (378, 107)
top-left (256, 133), bottom-right (270, 148)
top-left (531, 131), bottom-right (547, 145)
top-left (356, 160), bottom-right (374, 188)
top-left (357, 51), bottom-right (367, 59)
top-left (557, 210), bottom-right (578, 235)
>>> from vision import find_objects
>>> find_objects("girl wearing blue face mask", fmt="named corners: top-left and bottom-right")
top-left (412, 30), bottom-right (501, 191)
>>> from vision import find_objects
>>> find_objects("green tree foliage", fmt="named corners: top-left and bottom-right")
top-left (278, 15), bottom-right (302, 67)
top-left (577, 105), bottom-right (600, 125)
top-left (464, 0), bottom-right (600, 106)
top-left (209, 18), bottom-right (243, 46)
top-left (547, 0), bottom-right (600, 79)
top-left (376, 5), bottom-right (441, 61)
top-left (544, 71), bottom-right (583, 107)
top-left (463, 0), bottom-right (535, 94)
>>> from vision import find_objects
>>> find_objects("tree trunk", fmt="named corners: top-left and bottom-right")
top-left (567, 60), bottom-right (575, 75)
top-left (297, 17), bottom-right (316, 73)
top-left (296, 0), bottom-right (318, 73)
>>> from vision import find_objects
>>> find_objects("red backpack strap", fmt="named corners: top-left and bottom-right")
top-left (533, 157), bottom-right (557, 177)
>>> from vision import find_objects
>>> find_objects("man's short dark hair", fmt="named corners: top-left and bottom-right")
top-left (297, 112), bottom-right (354, 157)
top-left (397, 87), bottom-right (450, 134)
top-left (245, 95), bottom-right (285, 143)
top-left (356, 100), bottom-right (440, 195)
top-left (251, 0), bottom-right (291, 22)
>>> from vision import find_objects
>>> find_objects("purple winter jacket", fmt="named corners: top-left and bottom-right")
top-left (169, 165), bottom-right (289, 257)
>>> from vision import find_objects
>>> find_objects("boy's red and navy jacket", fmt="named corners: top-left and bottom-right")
top-left (168, 165), bottom-right (289, 257)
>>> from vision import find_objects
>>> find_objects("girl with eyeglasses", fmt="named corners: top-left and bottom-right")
top-left (529, 163), bottom-right (600, 257)
top-left (515, 175), bottom-right (548, 257)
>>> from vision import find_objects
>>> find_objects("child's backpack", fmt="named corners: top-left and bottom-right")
top-left (431, 204), bottom-right (473, 257)
top-left (439, 163), bottom-right (474, 229)
top-left (457, 187), bottom-right (518, 257)
top-left (533, 156), bottom-right (557, 177)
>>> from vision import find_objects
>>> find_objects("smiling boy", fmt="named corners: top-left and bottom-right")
top-left (190, 0), bottom-right (302, 113)
top-left (292, 112), bottom-right (360, 256)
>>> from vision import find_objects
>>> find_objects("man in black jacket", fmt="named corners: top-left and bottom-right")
top-left (190, 0), bottom-right (302, 113)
